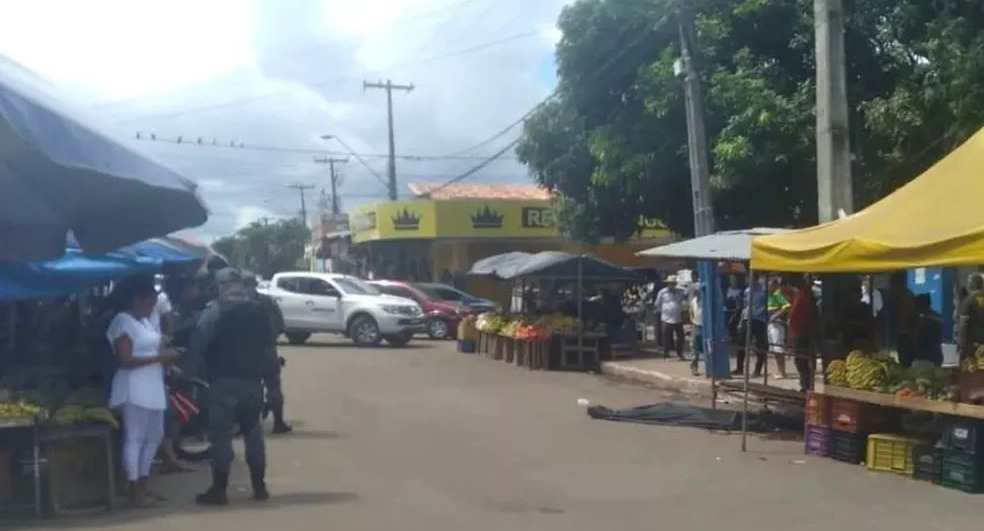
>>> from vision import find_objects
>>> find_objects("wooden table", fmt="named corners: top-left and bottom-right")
top-left (814, 383), bottom-right (984, 420)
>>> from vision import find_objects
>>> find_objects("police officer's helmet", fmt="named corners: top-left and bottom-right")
top-left (214, 267), bottom-right (244, 285)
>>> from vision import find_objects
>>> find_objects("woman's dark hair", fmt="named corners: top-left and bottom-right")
top-left (110, 274), bottom-right (157, 312)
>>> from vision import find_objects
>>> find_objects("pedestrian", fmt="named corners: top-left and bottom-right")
top-left (958, 273), bottom-right (984, 361)
top-left (653, 275), bottom-right (686, 360)
top-left (787, 275), bottom-right (814, 392)
top-left (106, 275), bottom-right (182, 507)
top-left (188, 268), bottom-right (279, 505)
top-left (243, 271), bottom-right (292, 434)
top-left (766, 276), bottom-right (790, 379)
top-left (736, 274), bottom-right (768, 376)
top-left (888, 272), bottom-right (918, 367)
top-left (690, 285), bottom-right (703, 376)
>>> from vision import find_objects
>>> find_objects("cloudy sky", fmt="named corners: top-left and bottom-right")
top-left (0, 0), bottom-right (564, 240)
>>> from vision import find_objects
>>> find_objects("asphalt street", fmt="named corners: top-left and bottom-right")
top-left (17, 336), bottom-right (984, 530)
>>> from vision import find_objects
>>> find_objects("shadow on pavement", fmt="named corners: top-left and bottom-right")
top-left (5, 491), bottom-right (359, 530)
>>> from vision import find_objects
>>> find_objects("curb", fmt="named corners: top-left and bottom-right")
top-left (600, 361), bottom-right (714, 398)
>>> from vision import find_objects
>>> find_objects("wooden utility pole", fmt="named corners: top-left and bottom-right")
top-left (286, 183), bottom-right (315, 228)
top-left (677, 1), bottom-right (715, 237)
top-left (313, 155), bottom-right (348, 217)
top-left (814, 0), bottom-right (852, 222)
top-left (363, 79), bottom-right (414, 201)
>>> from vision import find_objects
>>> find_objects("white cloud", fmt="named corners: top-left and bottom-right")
top-left (0, 0), bottom-right (567, 240)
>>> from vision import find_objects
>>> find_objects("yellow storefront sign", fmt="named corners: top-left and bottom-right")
top-left (349, 199), bottom-right (668, 243)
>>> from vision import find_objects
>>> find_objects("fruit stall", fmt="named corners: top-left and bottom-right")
top-left (462, 312), bottom-right (604, 371)
top-left (747, 128), bottom-right (984, 492)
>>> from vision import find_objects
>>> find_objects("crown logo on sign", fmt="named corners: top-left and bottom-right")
top-left (391, 207), bottom-right (421, 230)
top-left (470, 205), bottom-right (504, 229)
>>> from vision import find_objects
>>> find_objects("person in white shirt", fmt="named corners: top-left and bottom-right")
top-left (653, 275), bottom-right (686, 359)
top-left (690, 286), bottom-right (703, 376)
top-left (107, 275), bottom-right (181, 507)
top-left (150, 289), bottom-right (174, 336)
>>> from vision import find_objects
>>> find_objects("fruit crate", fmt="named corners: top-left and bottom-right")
top-left (831, 398), bottom-right (869, 433)
top-left (865, 433), bottom-right (921, 476)
top-left (805, 391), bottom-right (830, 427)
top-left (912, 444), bottom-right (942, 484)
top-left (830, 430), bottom-right (866, 464)
top-left (942, 418), bottom-right (984, 454)
top-left (804, 424), bottom-right (830, 457)
top-left (941, 449), bottom-right (984, 493)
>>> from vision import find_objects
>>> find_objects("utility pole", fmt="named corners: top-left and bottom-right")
top-left (286, 183), bottom-right (315, 228)
top-left (313, 155), bottom-right (348, 217)
top-left (363, 79), bottom-right (414, 201)
top-left (677, 1), bottom-right (715, 237)
top-left (814, 0), bottom-right (852, 222)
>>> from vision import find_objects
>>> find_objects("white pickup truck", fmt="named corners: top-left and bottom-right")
top-left (259, 272), bottom-right (425, 347)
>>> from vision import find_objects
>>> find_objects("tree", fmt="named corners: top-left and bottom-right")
top-left (518, 0), bottom-right (984, 240)
top-left (211, 218), bottom-right (310, 279)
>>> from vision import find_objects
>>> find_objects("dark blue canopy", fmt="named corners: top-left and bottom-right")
top-left (0, 247), bottom-right (160, 299)
top-left (0, 55), bottom-right (208, 262)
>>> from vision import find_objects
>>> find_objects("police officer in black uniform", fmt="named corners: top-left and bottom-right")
top-left (188, 267), bottom-right (278, 505)
top-left (242, 271), bottom-right (292, 434)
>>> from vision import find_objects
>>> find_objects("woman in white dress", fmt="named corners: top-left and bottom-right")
top-left (106, 275), bottom-right (181, 507)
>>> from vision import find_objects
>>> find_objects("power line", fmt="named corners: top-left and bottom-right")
top-left (132, 132), bottom-right (517, 161)
top-left (114, 29), bottom-right (542, 123)
top-left (423, 139), bottom-right (521, 197)
top-left (286, 183), bottom-right (316, 227)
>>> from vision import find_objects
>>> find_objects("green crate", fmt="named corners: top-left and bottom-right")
top-left (941, 450), bottom-right (984, 493)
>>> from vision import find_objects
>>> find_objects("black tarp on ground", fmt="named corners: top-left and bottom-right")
top-left (587, 402), bottom-right (800, 433)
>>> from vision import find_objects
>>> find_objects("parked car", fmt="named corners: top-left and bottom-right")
top-left (259, 272), bottom-right (424, 347)
top-left (416, 283), bottom-right (501, 314)
top-left (367, 280), bottom-right (473, 340)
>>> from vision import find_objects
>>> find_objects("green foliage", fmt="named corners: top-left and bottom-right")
top-left (211, 218), bottom-right (310, 279)
top-left (518, 0), bottom-right (984, 241)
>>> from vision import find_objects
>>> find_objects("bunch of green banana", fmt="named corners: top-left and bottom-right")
top-left (826, 360), bottom-right (849, 386)
top-left (846, 358), bottom-right (888, 391)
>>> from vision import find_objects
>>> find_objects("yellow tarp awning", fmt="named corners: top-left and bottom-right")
top-left (751, 127), bottom-right (984, 273)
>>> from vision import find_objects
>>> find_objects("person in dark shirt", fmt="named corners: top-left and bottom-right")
top-left (243, 272), bottom-right (291, 434)
top-left (915, 294), bottom-right (943, 366)
top-left (959, 274), bottom-right (984, 361)
top-left (189, 268), bottom-right (278, 505)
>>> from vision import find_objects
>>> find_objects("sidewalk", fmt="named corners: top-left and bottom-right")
top-left (601, 352), bottom-right (803, 399)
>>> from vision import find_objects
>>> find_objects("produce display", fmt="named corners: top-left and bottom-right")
top-left (50, 387), bottom-right (118, 428)
top-left (0, 388), bottom-right (44, 422)
top-left (475, 312), bottom-right (583, 341)
top-left (960, 345), bottom-right (984, 373)
top-left (825, 350), bottom-right (959, 402)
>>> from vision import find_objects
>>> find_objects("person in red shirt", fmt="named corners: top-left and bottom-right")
top-left (786, 275), bottom-right (814, 392)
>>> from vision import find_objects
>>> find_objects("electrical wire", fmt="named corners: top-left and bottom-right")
top-left (132, 132), bottom-right (519, 161)
top-left (114, 29), bottom-right (543, 123)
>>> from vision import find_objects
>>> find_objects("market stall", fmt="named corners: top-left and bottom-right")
top-left (462, 251), bottom-right (638, 371)
top-left (636, 228), bottom-right (796, 406)
top-left (0, 238), bottom-right (206, 518)
top-left (749, 125), bottom-right (984, 492)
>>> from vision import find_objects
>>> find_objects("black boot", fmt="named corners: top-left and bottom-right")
top-left (195, 470), bottom-right (229, 506)
top-left (250, 469), bottom-right (270, 501)
top-left (271, 405), bottom-right (292, 434)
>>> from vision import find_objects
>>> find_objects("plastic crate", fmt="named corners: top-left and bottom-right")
top-left (805, 424), bottom-right (830, 457)
top-left (865, 434), bottom-right (921, 476)
top-left (457, 340), bottom-right (477, 354)
top-left (942, 418), bottom-right (984, 454)
top-left (830, 430), bottom-right (866, 464)
top-left (805, 392), bottom-right (830, 427)
top-left (941, 450), bottom-right (984, 493)
top-left (912, 444), bottom-right (942, 484)
top-left (831, 398), bottom-right (867, 433)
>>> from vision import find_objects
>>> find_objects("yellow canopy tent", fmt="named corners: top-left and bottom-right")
top-left (752, 127), bottom-right (984, 272)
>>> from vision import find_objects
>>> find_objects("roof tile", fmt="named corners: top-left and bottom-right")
top-left (408, 182), bottom-right (550, 201)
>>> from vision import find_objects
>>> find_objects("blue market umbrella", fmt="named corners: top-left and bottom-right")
top-left (0, 55), bottom-right (209, 262)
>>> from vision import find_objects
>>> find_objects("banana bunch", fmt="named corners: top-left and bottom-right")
top-left (51, 405), bottom-right (119, 428)
top-left (0, 400), bottom-right (42, 420)
top-left (961, 345), bottom-right (984, 373)
top-left (845, 351), bottom-right (889, 391)
top-left (825, 360), bottom-right (849, 386)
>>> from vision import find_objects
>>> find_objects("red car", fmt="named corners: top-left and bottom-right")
top-left (367, 280), bottom-right (474, 340)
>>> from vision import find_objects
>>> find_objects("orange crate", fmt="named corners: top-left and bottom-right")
top-left (805, 391), bottom-right (830, 427)
top-left (831, 398), bottom-right (868, 433)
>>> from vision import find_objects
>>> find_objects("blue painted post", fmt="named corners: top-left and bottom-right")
top-left (698, 260), bottom-right (730, 378)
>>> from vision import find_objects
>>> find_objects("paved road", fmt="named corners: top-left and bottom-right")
top-left (23, 337), bottom-right (984, 530)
